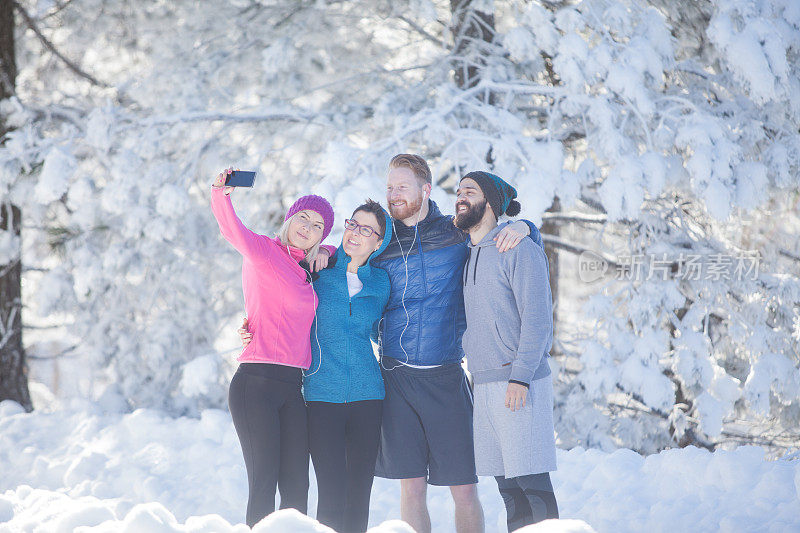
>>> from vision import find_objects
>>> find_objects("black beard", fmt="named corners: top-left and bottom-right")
top-left (454, 199), bottom-right (486, 231)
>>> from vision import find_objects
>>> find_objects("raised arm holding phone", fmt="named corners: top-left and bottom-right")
top-left (210, 167), bottom-right (334, 526)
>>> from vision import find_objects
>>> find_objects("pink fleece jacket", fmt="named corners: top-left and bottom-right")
top-left (210, 187), bottom-right (318, 369)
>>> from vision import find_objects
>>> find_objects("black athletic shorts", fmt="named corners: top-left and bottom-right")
top-left (374, 359), bottom-right (478, 486)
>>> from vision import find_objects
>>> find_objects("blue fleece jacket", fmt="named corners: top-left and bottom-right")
top-left (302, 214), bottom-right (392, 403)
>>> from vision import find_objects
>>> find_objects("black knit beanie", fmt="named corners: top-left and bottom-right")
top-left (462, 171), bottom-right (521, 218)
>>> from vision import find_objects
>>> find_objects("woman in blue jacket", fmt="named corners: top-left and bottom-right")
top-left (242, 199), bottom-right (391, 533)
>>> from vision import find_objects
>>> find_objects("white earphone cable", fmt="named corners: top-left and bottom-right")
top-left (381, 195), bottom-right (425, 372)
top-left (293, 244), bottom-right (322, 378)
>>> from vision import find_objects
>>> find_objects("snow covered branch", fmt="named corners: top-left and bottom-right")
top-left (779, 248), bottom-right (800, 263)
top-left (541, 234), bottom-right (625, 270)
top-left (138, 110), bottom-right (326, 127)
top-left (397, 15), bottom-right (446, 48)
top-left (38, 0), bottom-right (76, 21)
top-left (541, 213), bottom-right (608, 225)
top-left (11, 0), bottom-right (109, 88)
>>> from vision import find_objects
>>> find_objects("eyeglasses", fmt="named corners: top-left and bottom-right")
top-left (344, 219), bottom-right (381, 238)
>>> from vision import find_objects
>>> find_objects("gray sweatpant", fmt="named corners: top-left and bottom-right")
top-left (473, 377), bottom-right (557, 478)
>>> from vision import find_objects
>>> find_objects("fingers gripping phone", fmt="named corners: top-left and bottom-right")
top-left (225, 171), bottom-right (257, 187)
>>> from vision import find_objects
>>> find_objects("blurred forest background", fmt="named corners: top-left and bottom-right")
top-left (1, 0), bottom-right (799, 456)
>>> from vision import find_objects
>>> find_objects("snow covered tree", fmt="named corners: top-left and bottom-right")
top-left (3, 0), bottom-right (799, 453)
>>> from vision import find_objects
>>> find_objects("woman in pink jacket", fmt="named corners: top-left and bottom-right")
top-left (210, 168), bottom-right (334, 527)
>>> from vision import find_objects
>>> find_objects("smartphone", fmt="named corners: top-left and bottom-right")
top-left (225, 170), bottom-right (257, 187)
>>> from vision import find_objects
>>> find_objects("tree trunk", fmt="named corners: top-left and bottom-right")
top-left (0, 0), bottom-right (32, 411)
top-left (541, 196), bottom-right (560, 352)
top-left (0, 0), bottom-right (15, 100)
top-left (450, 1), bottom-right (562, 350)
top-left (450, 0), bottom-right (495, 90)
top-left (450, 0), bottom-right (496, 167)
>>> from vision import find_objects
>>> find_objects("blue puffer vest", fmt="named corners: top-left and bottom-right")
top-left (302, 212), bottom-right (392, 403)
top-left (375, 200), bottom-right (469, 366)
top-left (375, 200), bottom-right (543, 367)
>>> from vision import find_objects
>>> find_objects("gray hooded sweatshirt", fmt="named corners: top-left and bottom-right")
top-left (462, 222), bottom-right (552, 385)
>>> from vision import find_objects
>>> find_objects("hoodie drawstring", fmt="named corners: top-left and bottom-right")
top-left (472, 247), bottom-right (481, 285)
top-left (463, 246), bottom-right (482, 286)
top-left (463, 247), bottom-right (472, 286)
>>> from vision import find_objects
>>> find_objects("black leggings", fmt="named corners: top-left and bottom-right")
top-left (496, 473), bottom-right (559, 531)
top-left (229, 363), bottom-right (309, 527)
top-left (307, 400), bottom-right (383, 533)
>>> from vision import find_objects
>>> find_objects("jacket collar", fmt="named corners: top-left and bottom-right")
top-left (276, 238), bottom-right (308, 262)
top-left (468, 222), bottom-right (505, 248)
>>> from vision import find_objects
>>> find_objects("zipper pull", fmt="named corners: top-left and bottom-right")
top-left (349, 300), bottom-right (352, 316)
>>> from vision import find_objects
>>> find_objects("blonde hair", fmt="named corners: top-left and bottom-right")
top-left (278, 212), bottom-right (321, 263)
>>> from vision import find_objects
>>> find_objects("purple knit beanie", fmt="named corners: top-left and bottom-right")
top-left (285, 194), bottom-right (335, 241)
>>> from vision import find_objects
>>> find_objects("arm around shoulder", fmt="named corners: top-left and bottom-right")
top-left (520, 219), bottom-right (542, 247)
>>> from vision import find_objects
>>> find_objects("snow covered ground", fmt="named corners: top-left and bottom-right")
top-left (1, 399), bottom-right (797, 533)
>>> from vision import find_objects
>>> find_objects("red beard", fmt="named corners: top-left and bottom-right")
top-left (388, 195), bottom-right (424, 221)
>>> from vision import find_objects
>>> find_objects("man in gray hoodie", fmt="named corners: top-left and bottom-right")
top-left (454, 171), bottom-right (559, 531)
